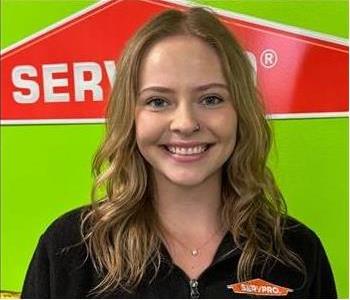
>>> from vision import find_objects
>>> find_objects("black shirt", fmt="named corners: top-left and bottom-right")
top-left (21, 207), bottom-right (337, 298)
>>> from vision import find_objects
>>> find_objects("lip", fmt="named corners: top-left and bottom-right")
top-left (163, 142), bottom-right (210, 148)
top-left (160, 143), bottom-right (213, 163)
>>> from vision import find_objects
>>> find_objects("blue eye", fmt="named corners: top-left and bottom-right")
top-left (146, 98), bottom-right (169, 109)
top-left (201, 95), bottom-right (223, 106)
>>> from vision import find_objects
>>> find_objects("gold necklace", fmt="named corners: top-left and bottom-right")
top-left (168, 226), bottom-right (224, 257)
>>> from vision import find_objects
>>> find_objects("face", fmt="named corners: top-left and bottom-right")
top-left (135, 35), bottom-right (237, 187)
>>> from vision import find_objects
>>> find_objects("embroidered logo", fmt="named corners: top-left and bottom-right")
top-left (227, 278), bottom-right (293, 297)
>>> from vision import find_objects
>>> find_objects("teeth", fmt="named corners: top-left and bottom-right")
top-left (166, 145), bottom-right (208, 155)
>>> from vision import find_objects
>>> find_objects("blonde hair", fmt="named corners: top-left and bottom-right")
top-left (81, 7), bottom-right (305, 295)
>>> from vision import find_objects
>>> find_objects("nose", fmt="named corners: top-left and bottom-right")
top-left (169, 102), bottom-right (200, 135)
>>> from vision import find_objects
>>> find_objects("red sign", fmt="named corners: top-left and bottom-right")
top-left (1, 0), bottom-right (348, 124)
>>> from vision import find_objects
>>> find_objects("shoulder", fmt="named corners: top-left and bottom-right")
top-left (39, 205), bottom-right (91, 254)
top-left (21, 205), bottom-right (96, 298)
top-left (35, 205), bottom-right (96, 287)
top-left (280, 216), bottom-right (337, 298)
top-left (282, 216), bottom-right (323, 252)
top-left (281, 216), bottom-right (329, 279)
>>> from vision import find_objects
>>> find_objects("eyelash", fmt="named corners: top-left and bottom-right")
top-left (200, 95), bottom-right (223, 106)
top-left (145, 95), bottom-right (223, 109)
top-left (146, 97), bottom-right (169, 109)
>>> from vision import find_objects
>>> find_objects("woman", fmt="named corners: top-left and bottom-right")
top-left (21, 7), bottom-right (336, 298)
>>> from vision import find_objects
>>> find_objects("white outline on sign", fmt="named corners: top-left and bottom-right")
top-left (1, 112), bottom-right (348, 125)
top-left (160, 0), bottom-right (348, 46)
top-left (0, 0), bottom-right (348, 125)
top-left (1, 0), bottom-right (347, 56)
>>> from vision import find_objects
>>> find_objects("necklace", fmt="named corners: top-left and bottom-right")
top-left (168, 226), bottom-right (224, 257)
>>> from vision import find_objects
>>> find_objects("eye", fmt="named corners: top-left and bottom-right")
top-left (146, 97), bottom-right (169, 109)
top-left (200, 95), bottom-right (223, 107)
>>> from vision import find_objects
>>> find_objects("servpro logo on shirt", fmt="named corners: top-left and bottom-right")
top-left (227, 278), bottom-right (293, 296)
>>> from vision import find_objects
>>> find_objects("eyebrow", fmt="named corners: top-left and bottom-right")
top-left (138, 83), bottom-right (229, 95)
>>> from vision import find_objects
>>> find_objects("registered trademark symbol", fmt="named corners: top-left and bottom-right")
top-left (260, 49), bottom-right (278, 69)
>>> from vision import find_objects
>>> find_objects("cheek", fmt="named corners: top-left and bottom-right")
top-left (219, 118), bottom-right (238, 162)
top-left (222, 123), bottom-right (238, 153)
top-left (135, 111), bottom-right (165, 148)
top-left (207, 109), bottom-right (238, 144)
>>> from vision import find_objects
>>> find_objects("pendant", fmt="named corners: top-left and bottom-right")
top-left (191, 249), bottom-right (199, 256)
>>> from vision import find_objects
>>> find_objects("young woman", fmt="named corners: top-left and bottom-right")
top-left (22, 7), bottom-right (337, 299)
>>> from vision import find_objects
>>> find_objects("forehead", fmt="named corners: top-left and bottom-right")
top-left (138, 35), bottom-right (227, 89)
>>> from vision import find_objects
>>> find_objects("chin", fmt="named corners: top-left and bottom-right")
top-left (163, 172), bottom-right (212, 188)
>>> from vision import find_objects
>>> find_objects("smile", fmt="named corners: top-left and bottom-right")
top-left (165, 144), bottom-right (210, 155)
top-left (160, 143), bottom-right (213, 163)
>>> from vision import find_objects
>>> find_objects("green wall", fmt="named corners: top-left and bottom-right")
top-left (1, 0), bottom-right (348, 297)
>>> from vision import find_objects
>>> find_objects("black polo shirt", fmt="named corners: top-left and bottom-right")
top-left (21, 207), bottom-right (337, 298)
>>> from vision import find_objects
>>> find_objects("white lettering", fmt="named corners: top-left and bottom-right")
top-left (42, 64), bottom-right (69, 102)
top-left (73, 62), bottom-right (102, 102)
top-left (104, 60), bottom-right (116, 87)
top-left (9, 59), bottom-right (141, 105)
top-left (12, 66), bottom-right (39, 103)
top-left (237, 282), bottom-right (282, 295)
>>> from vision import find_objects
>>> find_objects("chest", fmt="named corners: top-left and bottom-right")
top-left (132, 256), bottom-right (306, 299)
top-left (165, 233), bottom-right (225, 280)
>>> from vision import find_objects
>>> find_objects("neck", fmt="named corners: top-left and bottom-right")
top-left (153, 172), bottom-right (223, 239)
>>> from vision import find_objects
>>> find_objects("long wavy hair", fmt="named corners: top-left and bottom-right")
top-left (81, 7), bottom-right (305, 296)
